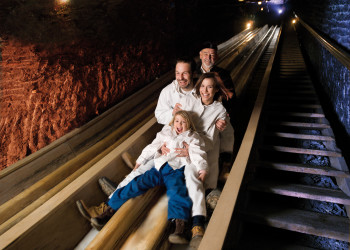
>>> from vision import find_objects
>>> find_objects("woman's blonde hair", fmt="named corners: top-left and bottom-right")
top-left (169, 110), bottom-right (196, 132)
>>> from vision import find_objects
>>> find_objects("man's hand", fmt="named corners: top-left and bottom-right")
top-left (172, 103), bottom-right (182, 116)
top-left (215, 119), bottom-right (227, 131)
top-left (175, 142), bottom-right (189, 157)
top-left (197, 170), bottom-right (207, 182)
top-left (133, 163), bottom-right (141, 170)
top-left (224, 90), bottom-right (234, 100)
top-left (160, 142), bottom-right (170, 155)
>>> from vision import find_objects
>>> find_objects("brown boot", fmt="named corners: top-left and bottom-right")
top-left (76, 200), bottom-right (110, 221)
top-left (168, 219), bottom-right (189, 244)
top-left (90, 206), bottom-right (115, 230)
top-left (189, 226), bottom-right (205, 249)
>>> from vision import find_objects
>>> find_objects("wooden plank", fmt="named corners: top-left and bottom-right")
top-left (261, 145), bottom-right (342, 157)
top-left (0, 142), bottom-right (74, 205)
top-left (0, 104), bottom-right (156, 229)
top-left (269, 121), bottom-right (330, 129)
top-left (86, 187), bottom-right (165, 250)
top-left (248, 181), bottom-right (350, 205)
top-left (267, 111), bottom-right (325, 118)
top-left (269, 90), bottom-right (315, 95)
top-left (199, 25), bottom-right (282, 250)
top-left (120, 194), bottom-right (168, 250)
top-left (267, 104), bottom-right (322, 109)
top-left (0, 118), bottom-right (160, 250)
top-left (239, 205), bottom-right (350, 242)
top-left (251, 161), bottom-right (350, 178)
top-left (266, 132), bottom-right (334, 141)
top-left (268, 96), bottom-right (318, 101)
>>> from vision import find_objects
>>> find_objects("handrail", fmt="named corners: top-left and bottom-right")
top-left (199, 26), bottom-right (283, 250)
top-left (296, 16), bottom-right (350, 70)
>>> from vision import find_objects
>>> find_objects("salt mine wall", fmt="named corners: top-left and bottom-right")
top-left (0, 0), bottom-right (243, 170)
top-left (0, 0), bottom-right (176, 169)
top-left (290, 0), bottom-right (350, 164)
top-left (291, 0), bottom-right (350, 134)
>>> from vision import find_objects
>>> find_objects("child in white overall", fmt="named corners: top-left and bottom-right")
top-left (80, 110), bottom-right (208, 244)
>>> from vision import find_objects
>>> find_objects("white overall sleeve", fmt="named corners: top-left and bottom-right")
top-left (154, 84), bottom-right (175, 125)
top-left (187, 133), bottom-right (209, 173)
top-left (136, 125), bottom-right (171, 164)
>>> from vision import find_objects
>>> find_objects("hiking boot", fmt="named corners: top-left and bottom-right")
top-left (98, 177), bottom-right (118, 197)
top-left (90, 206), bottom-right (115, 230)
top-left (189, 226), bottom-right (205, 249)
top-left (206, 188), bottom-right (221, 211)
top-left (76, 200), bottom-right (110, 221)
top-left (168, 219), bottom-right (189, 244)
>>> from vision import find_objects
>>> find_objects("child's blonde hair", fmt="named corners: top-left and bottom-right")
top-left (169, 110), bottom-right (196, 132)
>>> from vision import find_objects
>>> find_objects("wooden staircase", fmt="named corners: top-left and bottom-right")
top-left (232, 24), bottom-right (350, 249)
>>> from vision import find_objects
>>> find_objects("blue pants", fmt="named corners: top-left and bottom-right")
top-left (108, 163), bottom-right (192, 220)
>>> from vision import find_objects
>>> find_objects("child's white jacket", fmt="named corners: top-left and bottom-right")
top-left (135, 125), bottom-right (208, 173)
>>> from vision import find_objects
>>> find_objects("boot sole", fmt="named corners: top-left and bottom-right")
top-left (168, 234), bottom-right (189, 244)
top-left (90, 217), bottom-right (105, 231)
top-left (189, 235), bottom-right (203, 249)
top-left (90, 221), bottom-right (103, 231)
top-left (98, 177), bottom-right (117, 197)
top-left (76, 200), bottom-right (92, 221)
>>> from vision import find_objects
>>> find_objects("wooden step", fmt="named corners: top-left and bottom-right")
top-left (266, 132), bottom-right (334, 141)
top-left (270, 90), bottom-right (316, 95)
top-left (250, 161), bottom-right (350, 178)
top-left (237, 230), bottom-right (321, 250)
top-left (248, 181), bottom-right (350, 205)
top-left (260, 145), bottom-right (342, 157)
top-left (238, 205), bottom-right (350, 242)
top-left (268, 96), bottom-right (319, 101)
top-left (269, 121), bottom-right (330, 129)
top-left (267, 111), bottom-right (325, 118)
top-left (269, 83), bottom-right (312, 88)
top-left (267, 104), bottom-right (322, 109)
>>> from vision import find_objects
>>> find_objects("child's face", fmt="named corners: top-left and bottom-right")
top-left (173, 115), bottom-right (189, 134)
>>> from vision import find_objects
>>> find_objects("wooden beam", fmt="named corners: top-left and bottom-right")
top-left (0, 118), bottom-right (160, 249)
top-left (199, 25), bottom-right (282, 250)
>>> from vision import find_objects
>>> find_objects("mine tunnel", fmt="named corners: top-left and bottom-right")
top-left (0, 0), bottom-right (349, 249)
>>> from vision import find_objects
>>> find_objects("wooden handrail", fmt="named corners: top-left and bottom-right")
top-left (296, 17), bottom-right (350, 70)
top-left (0, 104), bottom-right (156, 234)
top-left (199, 26), bottom-right (283, 250)
top-left (0, 117), bottom-right (160, 249)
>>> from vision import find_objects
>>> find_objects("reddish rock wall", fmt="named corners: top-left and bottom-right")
top-left (0, 0), bottom-right (175, 169)
top-left (0, 38), bottom-right (172, 169)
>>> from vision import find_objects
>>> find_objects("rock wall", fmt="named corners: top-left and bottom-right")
top-left (290, 0), bottom-right (350, 160)
top-left (0, 0), bottom-right (175, 169)
top-left (0, 0), bottom-right (244, 170)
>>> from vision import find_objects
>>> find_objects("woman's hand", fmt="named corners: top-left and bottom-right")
top-left (175, 142), bottom-right (189, 157)
top-left (197, 170), bottom-right (207, 182)
top-left (134, 163), bottom-right (141, 170)
top-left (215, 119), bottom-right (227, 131)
